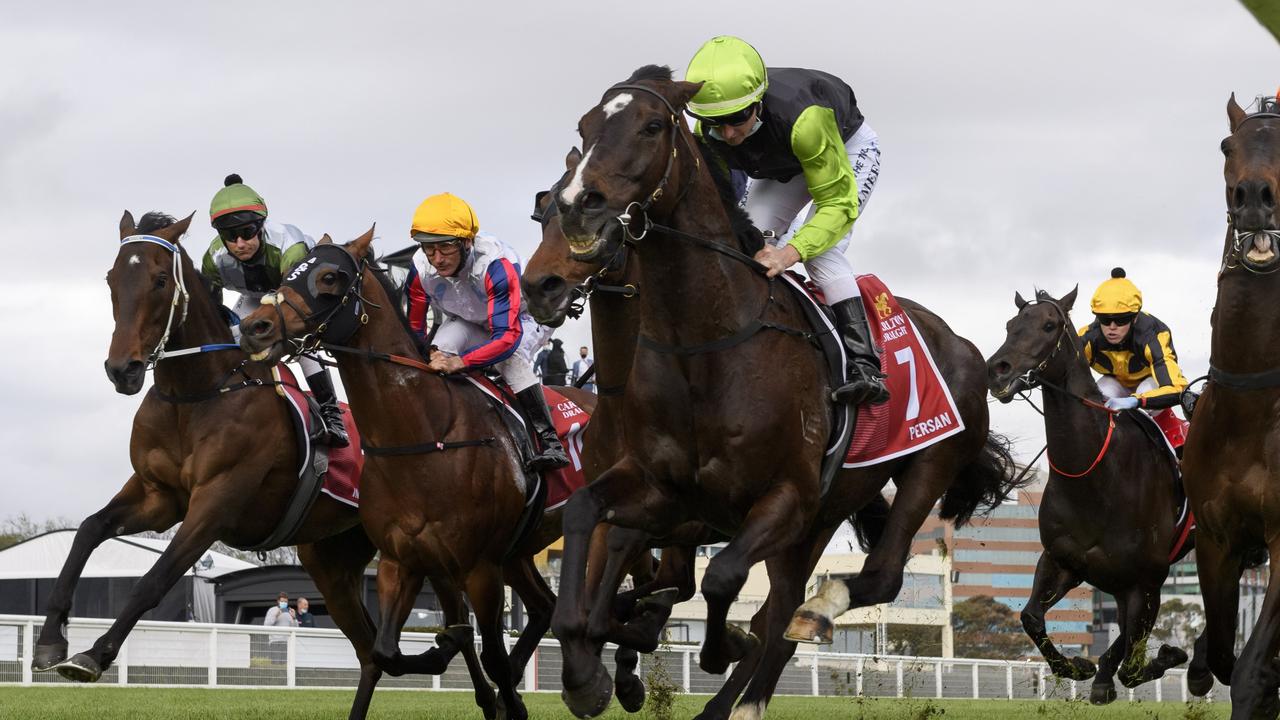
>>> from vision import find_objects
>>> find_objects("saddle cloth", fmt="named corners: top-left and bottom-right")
top-left (276, 365), bottom-right (365, 508)
top-left (1126, 406), bottom-right (1195, 562)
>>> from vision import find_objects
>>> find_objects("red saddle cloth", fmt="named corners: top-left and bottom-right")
top-left (843, 275), bottom-right (966, 466)
top-left (275, 365), bottom-right (365, 508)
top-left (464, 376), bottom-right (591, 511)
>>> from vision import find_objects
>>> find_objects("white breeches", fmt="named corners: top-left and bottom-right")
top-left (1096, 375), bottom-right (1159, 399)
top-left (433, 313), bottom-right (552, 393)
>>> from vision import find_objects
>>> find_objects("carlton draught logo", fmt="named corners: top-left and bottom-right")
top-left (874, 292), bottom-right (893, 320)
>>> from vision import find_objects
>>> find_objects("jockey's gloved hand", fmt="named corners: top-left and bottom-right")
top-left (1104, 396), bottom-right (1140, 411)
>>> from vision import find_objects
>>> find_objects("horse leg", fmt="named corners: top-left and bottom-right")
top-left (552, 466), bottom-right (680, 719)
top-left (467, 563), bottom-right (528, 720)
top-left (436, 578), bottom-right (496, 720)
top-left (694, 603), bottom-right (770, 720)
top-left (1115, 586), bottom-right (1187, 690)
top-left (588, 526), bottom-right (655, 649)
top-left (370, 558), bottom-right (469, 676)
top-left (55, 497), bottom-right (220, 682)
top-left (612, 544), bottom-right (700, 715)
top-left (699, 483), bottom-right (811, 675)
top-left (1019, 553), bottom-right (1095, 681)
top-left (296, 526), bottom-right (382, 720)
top-left (1087, 600), bottom-right (1129, 706)
top-left (1191, 532), bottom-right (1242, 692)
top-left (34, 474), bottom-right (179, 672)
top-left (1229, 550), bottom-right (1280, 719)
top-left (503, 555), bottom-right (554, 681)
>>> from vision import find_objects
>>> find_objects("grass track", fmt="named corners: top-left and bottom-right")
top-left (0, 687), bottom-right (1228, 720)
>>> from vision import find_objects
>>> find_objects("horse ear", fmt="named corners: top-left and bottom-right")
top-left (1229, 92), bottom-right (1248, 132)
top-left (1061, 285), bottom-right (1079, 312)
top-left (349, 224), bottom-right (375, 259)
top-left (318, 234), bottom-right (333, 245)
top-left (565, 147), bottom-right (582, 172)
top-left (1014, 291), bottom-right (1028, 310)
top-left (155, 213), bottom-right (195, 245)
top-left (673, 81), bottom-right (704, 108)
top-left (119, 211), bottom-right (136, 239)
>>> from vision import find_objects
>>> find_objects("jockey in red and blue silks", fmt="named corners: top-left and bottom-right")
top-left (405, 192), bottom-right (569, 471)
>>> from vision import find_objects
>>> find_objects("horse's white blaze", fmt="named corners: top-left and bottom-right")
top-left (559, 143), bottom-right (595, 205)
top-left (603, 93), bottom-right (633, 118)
top-left (128, 254), bottom-right (141, 266)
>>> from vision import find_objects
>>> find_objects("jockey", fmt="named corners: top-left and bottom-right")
top-left (405, 193), bottom-right (569, 472)
top-left (201, 174), bottom-right (349, 448)
top-left (684, 35), bottom-right (889, 407)
top-left (1079, 268), bottom-right (1189, 413)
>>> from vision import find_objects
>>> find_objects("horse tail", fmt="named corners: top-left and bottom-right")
top-left (849, 493), bottom-right (891, 552)
top-left (938, 430), bottom-right (1027, 529)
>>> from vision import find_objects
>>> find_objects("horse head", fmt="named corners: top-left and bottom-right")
top-left (239, 226), bottom-right (376, 363)
top-left (1223, 92), bottom-right (1280, 271)
top-left (523, 65), bottom-right (701, 325)
top-left (986, 286), bottom-right (1080, 402)
top-left (105, 210), bottom-right (195, 395)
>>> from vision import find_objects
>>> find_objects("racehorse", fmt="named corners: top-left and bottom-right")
top-left (238, 229), bottom-right (599, 720)
top-left (1182, 93), bottom-right (1280, 719)
top-left (32, 211), bottom-right (495, 720)
top-left (521, 65), bottom-right (1022, 720)
top-left (986, 287), bottom-right (1191, 704)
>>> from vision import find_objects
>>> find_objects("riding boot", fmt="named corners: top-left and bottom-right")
top-left (830, 298), bottom-right (890, 406)
top-left (304, 369), bottom-right (350, 448)
top-left (515, 385), bottom-right (570, 471)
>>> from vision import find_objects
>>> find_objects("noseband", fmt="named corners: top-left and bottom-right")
top-left (263, 244), bottom-right (374, 355)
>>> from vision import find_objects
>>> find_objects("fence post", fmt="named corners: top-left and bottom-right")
top-left (21, 620), bottom-right (33, 686)
top-left (1038, 666), bottom-right (1046, 701)
top-left (811, 653), bottom-right (819, 696)
top-left (935, 661), bottom-right (943, 699)
top-left (896, 660), bottom-right (904, 698)
top-left (1006, 664), bottom-right (1013, 699)
top-left (286, 630), bottom-right (296, 688)
top-left (117, 639), bottom-right (128, 686)
top-left (971, 662), bottom-right (979, 699)
top-left (683, 648), bottom-right (691, 692)
top-left (1069, 679), bottom-right (1077, 700)
top-left (1181, 672), bottom-right (1188, 702)
top-left (1155, 675), bottom-right (1162, 702)
top-left (855, 657), bottom-right (864, 696)
top-left (525, 646), bottom-right (537, 692)
top-left (208, 626), bottom-right (218, 687)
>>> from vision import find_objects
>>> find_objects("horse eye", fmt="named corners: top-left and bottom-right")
top-left (644, 120), bottom-right (664, 136)
top-left (1221, 138), bottom-right (1232, 156)
top-left (1042, 322), bottom-right (1055, 333)
top-left (155, 273), bottom-right (167, 290)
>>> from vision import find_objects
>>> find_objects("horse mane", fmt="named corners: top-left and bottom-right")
top-left (696, 142), bottom-right (765, 255)
top-left (625, 65), bottom-right (673, 83)
top-left (367, 251), bottom-right (429, 360)
top-left (138, 211), bottom-right (218, 297)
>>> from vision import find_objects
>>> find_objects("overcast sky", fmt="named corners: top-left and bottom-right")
top-left (2, 2), bottom-right (1276, 524)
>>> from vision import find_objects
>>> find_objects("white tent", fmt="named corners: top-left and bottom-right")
top-left (0, 530), bottom-right (256, 621)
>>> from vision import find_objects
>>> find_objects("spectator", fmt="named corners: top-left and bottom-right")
top-left (264, 591), bottom-right (298, 662)
top-left (534, 341), bottom-right (551, 380)
top-left (570, 346), bottom-right (595, 393)
top-left (544, 339), bottom-right (569, 385)
top-left (296, 597), bottom-right (315, 628)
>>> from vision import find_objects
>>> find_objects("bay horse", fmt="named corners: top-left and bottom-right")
top-left (238, 229), bottom-right (600, 720)
top-left (1182, 93), bottom-right (1280, 719)
top-left (986, 287), bottom-right (1190, 704)
top-left (521, 65), bottom-right (1021, 720)
top-left (34, 211), bottom-right (500, 720)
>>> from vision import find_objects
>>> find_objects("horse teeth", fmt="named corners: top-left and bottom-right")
top-left (249, 348), bottom-right (271, 362)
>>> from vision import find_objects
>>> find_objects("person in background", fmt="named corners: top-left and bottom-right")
top-left (544, 339), bottom-right (569, 385)
top-left (263, 591), bottom-right (298, 662)
top-left (570, 346), bottom-right (595, 392)
top-left (295, 597), bottom-right (315, 628)
top-left (534, 341), bottom-right (551, 381)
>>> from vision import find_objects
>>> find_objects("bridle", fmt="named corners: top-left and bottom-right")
top-left (1221, 112), bottom-right (1280, 276)
top-left (260, 244), bottom-right (375, 356)
top-left (119, 234), bottom-right (194, 368)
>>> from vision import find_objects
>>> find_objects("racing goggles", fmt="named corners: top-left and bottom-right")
top-left (1096, 313), bottom-right (1136, 328)
top-left (689, 103), bottom-right (759, 128)
top-left (217, 219), bottom-right (264, 243)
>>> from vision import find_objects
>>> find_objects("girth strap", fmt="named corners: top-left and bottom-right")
top-left (361, 437), bottom-right (496, 457)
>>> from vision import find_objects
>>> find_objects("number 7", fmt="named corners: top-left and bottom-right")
top-left (894, 347), bottom-right (920, 421)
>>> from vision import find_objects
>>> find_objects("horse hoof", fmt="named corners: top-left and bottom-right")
top-left (784, 610), bottom-right (833, 644)
top-left (561, 662), bottom-right (613, 719)
top-left (1157, 644), bottom-right (1189, 669)
top-left (438, 624), bottom-right (474, 654)
top-left (1187, 667), bottom-right (1214, 697)
top-left (491, 692), bottom-right (505, 720)
top-left (723, 625), bottom-right (759, 663)
top-left (1089, 681), bottom-right (1117, 705)
top-left (616, 671), bottom-right (646, 713)
top-left (31, 641), bottom-right (68, 672)
top-left (1066, 656), bottom-right (1097, 681)
top-left (55, 653), bottom-right (103, 683)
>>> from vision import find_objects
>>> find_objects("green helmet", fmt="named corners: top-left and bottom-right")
top-left (685, 36), bottom-right (768, 117)
top-left (209, 173), bottom-right (268, 229)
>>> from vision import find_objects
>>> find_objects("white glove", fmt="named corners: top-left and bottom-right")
top-left (1104, 396), bottom-right (1140, 411)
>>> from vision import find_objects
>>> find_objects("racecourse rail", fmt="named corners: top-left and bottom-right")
top-left (0, 615), bottom-right (1224, 703)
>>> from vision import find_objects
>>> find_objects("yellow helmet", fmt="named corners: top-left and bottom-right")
top-left (685, 36), bottom-right (768, 118)
top-left (1090, 267), bottom-right (1142, 315)
top-left (410, 192), bottom-right (479, 241)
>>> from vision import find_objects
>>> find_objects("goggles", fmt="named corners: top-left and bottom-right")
top-left (217, 219), bottom-right (264, 243)
top-left (689, 103), bottom-right (759, 128)
top-left (417, 238), bottom-right (464, 257)
top-left (1097, 313), bottom-right (1136, 328)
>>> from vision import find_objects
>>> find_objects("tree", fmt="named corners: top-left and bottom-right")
top-left (1151, 598), bottom-right (1204, 649)
top-left (952, 595), bottom-right (1033, 659)
top-left (887, 623), bottom-right (943, 657)
top-left (0, 513), bottom-right (73, 551)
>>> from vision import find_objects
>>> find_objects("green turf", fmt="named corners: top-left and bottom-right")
top-left (0, 687), bottom-right (1229, 720)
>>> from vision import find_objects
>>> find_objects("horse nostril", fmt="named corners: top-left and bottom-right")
top-left (1235, 185), bottom-right (1247, 210)
top-left (581, 191), bottom-right (606, 212)
top-left (539, 275), bottom-right (567, 298)
top-left (1263, 185), bottom-right (1276, 209)
top-left (991, 361), bottom-right (1011, 377)
top-left (249, 319), bottom-right (273, 337)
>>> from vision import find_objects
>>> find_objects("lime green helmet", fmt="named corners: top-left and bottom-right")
top-left (685, 36), bottom-right (767, 117)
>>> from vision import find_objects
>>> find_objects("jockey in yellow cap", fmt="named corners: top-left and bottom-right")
top-left (1078, 268), bottom-right (1188, 412)
top-left (405, 193), bottom-right (568, 471)
top-left (684, 36), bottom-right (887, 407)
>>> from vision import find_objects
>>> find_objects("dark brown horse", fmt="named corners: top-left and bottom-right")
top-left (1183, 94), bottom-right (1280, 719)
top-left (238, 229), bottom-right (602, 720)
top-left (986, 287), bottom-right (1190, 704)
top-left (32, 211), bottom-right (434, 720)
top-left (521, 66), bottom-right (1021, 720)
